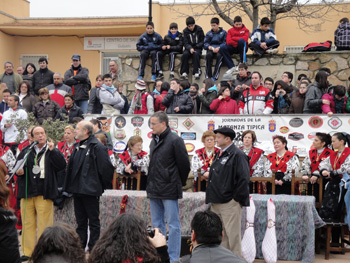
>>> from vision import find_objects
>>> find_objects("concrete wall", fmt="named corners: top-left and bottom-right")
top-left (117, 51), bottom-right (350, 99)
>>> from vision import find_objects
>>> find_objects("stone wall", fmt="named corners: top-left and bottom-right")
top-left (117, 51), bottom-right (350, 99)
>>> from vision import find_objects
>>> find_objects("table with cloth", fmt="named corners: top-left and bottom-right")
top-left (54, 190), bottom-right (209, 236)
top-left (54, 192), bottom-right (324, 262)
top-left (245, 194), bottom-right (325, 263)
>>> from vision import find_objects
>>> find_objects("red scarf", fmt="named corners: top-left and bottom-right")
top-left (329, 147), bottom-right (350, 171)
top-left (309, 148), bottom-right (333, 173)
top-left (267, 151), bottom-right (295, 173)
top-left (240, 147), bottom-right (264, 176)
top-left (195, 147), bottom-right (220, 171)
top-left (57, 140), bottom-right (77, 162)
top-left (119, 150), bottom-right (147, 165)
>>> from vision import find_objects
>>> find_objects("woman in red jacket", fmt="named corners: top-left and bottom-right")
top-left (154, 82), bottom-right (169, 112)
top-left (209, 84), bottom-right (239, 114)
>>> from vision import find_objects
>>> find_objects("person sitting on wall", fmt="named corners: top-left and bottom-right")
top-left (334, 17), bottom-right (350, 51)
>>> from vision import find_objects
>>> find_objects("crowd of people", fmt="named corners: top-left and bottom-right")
top-left (0, 14), bottom-right (349, 263)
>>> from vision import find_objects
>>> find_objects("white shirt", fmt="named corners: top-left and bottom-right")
top-left (1, 107), bottom-right (28, 143)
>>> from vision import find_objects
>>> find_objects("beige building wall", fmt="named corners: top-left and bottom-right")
top-left (1, 0), bottom-right (29, 18)
top-left (0, 32), bottom-right (16, 66)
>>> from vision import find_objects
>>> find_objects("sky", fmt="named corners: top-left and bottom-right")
top-left (29, 0), bottom-right (199, 17)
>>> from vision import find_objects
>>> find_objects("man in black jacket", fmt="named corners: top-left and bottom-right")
top-left (180, 16), bottom-right (205, 80)
top-left (32, 57), bottom-right (54, 96)
top-left (16, 126), bottom-right (66, 261)
top-left (206, 127), bottom-right (250, 257)
top-left (65, 121), bottom-right (114, 251)
top-left (161, 78), bottom-right (193, 114)
top-left (181, 211), bottom-right (246, 263)
top-left (64, 54), bottom-right (91, 114)
top-left (147, 111), bottom-right (190, 262)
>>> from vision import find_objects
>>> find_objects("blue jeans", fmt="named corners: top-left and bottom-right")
top-left (150, 199), bottom-right (181, 262)
top-left (220, 39), bottom-right (247, 69)
top-left (76, 100), bottom-right (88, 114)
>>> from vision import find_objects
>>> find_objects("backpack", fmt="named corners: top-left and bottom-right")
top-left (302, 41), bottom-right (332, 52)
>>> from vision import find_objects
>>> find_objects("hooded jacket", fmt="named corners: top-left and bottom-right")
top-left (136, 32), bottom-right (163, 51)
top-left (162, 89), bottom-right (194, 114)
top-left (204, 27), bottom-right (227, 50)
top-left (147, 127), bottom-right (190, 200)
top-left (163, 31), bottom-right (184, 53)
top-left (198, 85), bottom-right (218, 114)
top-left (226, 24), bottom-right (249, 47)
top-left (183, 25), bottom-right (205, 51)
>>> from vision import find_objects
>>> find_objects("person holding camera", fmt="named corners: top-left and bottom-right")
top-left (230, 63), bottom-right (251, 101)
top-left (116, 136), bottom-right (149, 190)
top-left (89, 214), bottom-right (170, 263)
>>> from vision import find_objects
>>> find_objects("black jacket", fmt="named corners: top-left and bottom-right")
top-left (32, 100), bottom-right (61, 124)
top-left (206, 143), bottom-right (250, 206)
top-left (65, 136), bottom-right (114, 196)
top-left (87, 87), bottom-right (103, 114)
top-left (183, 25), bottom-right (205, 51)
top-left (136, 32), bottom-right (163, 51)
top-left (17, 146), bottom-right (66, 200)
top-left (55, 104), bottom-right (84, 123)
top-left (180, 244), bottom-right (246, 263)
top-left (163, 31), bottom-right (184, 53)
top-left (0, 207), bottom-right (21, 263)
top-left (147, 127), bottom-right (190, 199)
top-left (162, 89), bottom-right (194, 114)
top-left (32, 68), bottom-right (55, 96)
top-left (231, 72), bottom-right (252, 101)
top-left (64, 65), bottom-right (91, 101)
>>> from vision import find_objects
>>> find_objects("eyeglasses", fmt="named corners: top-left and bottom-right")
top-left (40, 93), bottom-right (48, 95)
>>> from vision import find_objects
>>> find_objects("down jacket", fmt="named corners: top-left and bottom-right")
top-left (204, 27), bottom-right (227, 50)
top-left (64, 65), bottom-right (91, 101)
top-left (163, 31), bottom-right (184, 53)
top-left (136, 32), bottom-right (163, 51)
top-left (147, 127), bottom-right (190, 200)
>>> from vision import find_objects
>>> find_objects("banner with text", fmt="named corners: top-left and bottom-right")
top-left (84, 114), bottom-right (350, 157)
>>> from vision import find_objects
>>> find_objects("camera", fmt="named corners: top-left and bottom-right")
top-left (147, 226), bottom-right (155, 238)
top-left (131, 163), bottom-right (138, 172)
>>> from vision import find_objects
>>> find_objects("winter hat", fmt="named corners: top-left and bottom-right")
top-left (135, 80), bottom-right (146, 90)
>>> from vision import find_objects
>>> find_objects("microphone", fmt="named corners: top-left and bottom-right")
top-left (28, 140), bottom-right (39, 149)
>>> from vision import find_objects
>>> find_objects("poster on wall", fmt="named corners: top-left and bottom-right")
top-left (84, 114), bottom-right (350, 157)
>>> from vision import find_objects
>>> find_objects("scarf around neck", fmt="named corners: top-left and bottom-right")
top-left (168, 30), bottom-right (178, 40)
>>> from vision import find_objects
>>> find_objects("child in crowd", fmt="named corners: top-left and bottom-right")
top-left (156, 23), bottom-right (183, 80)
top-left (272, 80), bottom-right (292, 114)
top-left (289, 81), bottom-right (308, 114)
top-left (220, 16), bottom-right (249, 74)
top-left (210, 83), bottom-right (239, 114)
top-left (297, 73), bottom-right (307, 89)
top-left (136, 21), bottom-right (163, 82)
top-left (204, 17), bottom-right (227, 81)
top-left (181, 16), bottom-right (205, 80)
top-left (322, 85), bottom-right (347, 116)
top-left (99, 74), bottom-right (124, 115)
top-left (264, 77), bottom-right (274, 91)
top-left (249, 17), bottom-right (280, 56)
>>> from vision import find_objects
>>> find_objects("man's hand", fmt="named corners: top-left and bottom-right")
top-left (162, 46), bottom-right (167, 50)
top-left (149, 228), bottom-right (166, 248)
top-left (190, 48), bottom-right (195, 54)
top-left (17, 169), bottom-right (24, 176)
top-left (5, 174), bottom-right (10, 181)
top-left (322, 170), bottom-right (330, 177)
top-left (167, 45), bottom-right (171, 49)
top-left (242, 84), bottom-right (249, 90)
top-left (235, 86), bottom-right (242, 92)
top-left (174, 107), bottom-right (180, 112)
top-left (48, 138), bottom-right (55, 151)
